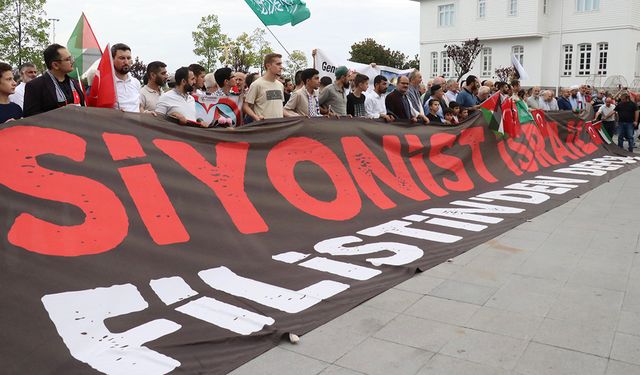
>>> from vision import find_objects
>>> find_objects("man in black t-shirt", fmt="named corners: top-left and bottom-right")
top-left (615, 93), bottom-right (639, 152)
top-left (347, 73), bottom-right (369, 117)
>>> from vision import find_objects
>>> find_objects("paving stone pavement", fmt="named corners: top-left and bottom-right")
top-left (230, 166), bottom-right (640, 375)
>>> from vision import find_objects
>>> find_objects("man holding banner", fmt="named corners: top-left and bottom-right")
top-left (156, 67), bottom-right (205, 127)
top-left (243, 53), bottom-right (285, 121)
top-left (284, 68), bottom-right (322, 118)
top-left (319, 66), bottom-right (349, 116)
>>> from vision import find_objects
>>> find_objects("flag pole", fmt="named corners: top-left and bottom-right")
top-left (249, 14), bottom-right (302, 70)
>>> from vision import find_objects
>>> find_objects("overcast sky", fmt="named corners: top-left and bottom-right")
top-left (44, 0), bottom-right (420, 72)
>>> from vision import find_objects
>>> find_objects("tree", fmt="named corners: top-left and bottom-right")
top-left (130, 56), bottom-right (146, 83)
top-left (0, 0), bottom-right (50, 70)
top-left (284, 50), bottom-right (307, 79)
top-left (221, 28), bottom-right (273, 73)
top-left (445, 38), bottom-right (483, 82)
top-left (404, 54), bottom-right (420, 70)
top-left (192, 14), bottom-right (227, 72)
top-left (495, 66), bottom-right (516, 82)
top-left (349, 38), bottom-right (407, 69)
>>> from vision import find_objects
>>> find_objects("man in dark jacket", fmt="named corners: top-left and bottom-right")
top-left (385, 75), bottom-right (418, 122)
top-left (557, 88), bottom-right (573, 111)
top-left (23, 44), bottom-right (85, 117)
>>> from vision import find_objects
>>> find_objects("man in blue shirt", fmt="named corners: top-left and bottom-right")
top-left (456, 75), bottom-right (479, 110)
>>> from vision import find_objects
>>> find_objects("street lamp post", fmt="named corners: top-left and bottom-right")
top-left (48, 18), bottom-right (60, 44)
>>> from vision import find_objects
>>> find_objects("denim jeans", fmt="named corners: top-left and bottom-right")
top-left (617, 122), bottom-right (635, 151)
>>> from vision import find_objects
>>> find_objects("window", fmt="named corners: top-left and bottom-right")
top-left (577, 43), bottom-right (592, 76)
top-left (431, 52), bottom-right (438, 77)
top-left (441, 51), bottom-right (451, 78)
top-left (596, 42), bottom-right (608, 75)
top-left (576, 0), bottom-right (600, 12)
top-left (481, 47), bottom-right (492, 76)
top-left (543, 0), bottom-right (548, 14)
top-left (512, 45), bottom-right (524, 65)
top-left (508, 0), bottom-right (518, 16)
top-left (438, 4), bottom-right (455, 26)
top-left (562, 45), bottom-right (573, 76)
top-left (478, 0), bottom-right (486, 18)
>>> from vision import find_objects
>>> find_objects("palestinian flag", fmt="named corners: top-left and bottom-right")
top-left (480, 92), bottom-right (503, 136)
top-left (67, 13), bottom-right (101, 80)
top-left (591, 121), bottom-right (613, 144)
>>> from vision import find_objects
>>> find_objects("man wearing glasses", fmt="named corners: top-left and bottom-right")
top-left (23, 44), bottom-right (85, 117)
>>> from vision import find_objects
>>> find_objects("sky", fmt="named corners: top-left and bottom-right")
top-left (44, 0), bottom-right (420, 72)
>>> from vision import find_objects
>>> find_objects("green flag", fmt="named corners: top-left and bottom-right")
top-left (245, 0), bottom-right (311, 26)
top-left (67, 13), bottom-right (101, 79)
top-left (515, 99), bottom-right (535, 124)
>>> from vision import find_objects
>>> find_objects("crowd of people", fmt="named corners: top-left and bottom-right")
top-left (0, 43), bottom-right (638, 150)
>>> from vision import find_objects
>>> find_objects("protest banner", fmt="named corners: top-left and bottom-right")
top-left (0, 107), bottom-right (637, 374)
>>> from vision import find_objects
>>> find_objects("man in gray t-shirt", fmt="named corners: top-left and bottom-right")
top-left (319, 65), bottom-right (348, 116)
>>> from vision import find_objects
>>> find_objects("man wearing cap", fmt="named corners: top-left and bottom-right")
top-left (319, 65), bottom-right (349, 116)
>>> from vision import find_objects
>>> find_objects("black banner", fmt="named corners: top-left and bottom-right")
top-left (1, 107), bottom-right (638, 374)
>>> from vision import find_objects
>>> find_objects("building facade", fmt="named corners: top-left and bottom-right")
top-left (412, 0), bottom-right (640, 89)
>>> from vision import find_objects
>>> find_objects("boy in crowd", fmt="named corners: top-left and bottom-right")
top-left (347, 73), bottom-right (369, 117)
top-left (0, 62), bottom-right (22, 123)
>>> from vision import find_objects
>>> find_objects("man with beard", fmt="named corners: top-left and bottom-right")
top-left (365, 75), bottom-right (394, 122)
top-left (189, 63), bottom-right (207, 95)
top-left (319, 66), bottom-right (349, 116)
top-left (112, 43), bottom-right (141, 112)
top-left (155, 67), bottom-right (206, 127)
top-left (9, 62), bottom-right (37, 109)
top-left (456, 75), bottom-right (479, 110)
top-left (139, 61), bottom-right (167, 112)
top-left (527, 86), bottom-right (542, 109)
top-left (23, 44), bottom-right (85, 117)
top-left (540, 90), bottom-right (559, 111)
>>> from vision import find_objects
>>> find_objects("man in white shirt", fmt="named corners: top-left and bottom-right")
top-left (365, 75), bottom-right (394, 122)
top-left (9, 62), bottom-right (37, 109)
top-left (444, 79), bottom-right (459, 105)
top-left (112, 43), bottom-right (141, 112)
top-left (527, 86), bottom-right (542, 110)
top-left (156, 67), bottom-right (206, 127)
top-left (539, 90), bottom-right (559, 111)
top-left (139, 61), bottom-right (167, 112)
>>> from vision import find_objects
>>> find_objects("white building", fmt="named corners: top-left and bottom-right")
top-left (412, 0), bottom-right (640, 89)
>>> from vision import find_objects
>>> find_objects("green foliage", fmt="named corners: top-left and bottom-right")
top-left (0, 0), bottom-right (50, 71)
top-left (130, 56), bottom-right (146, 83)
top-left (349, 38), bottom-right (410, 69)
top-left (192, 14), bottom-right (226, 72)
top-left (221, 28), bottom-right (273, 73)
top-left (284, 50), bottom-right (307, 80)
top-left (404, 54), bottom-right (420, 70)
